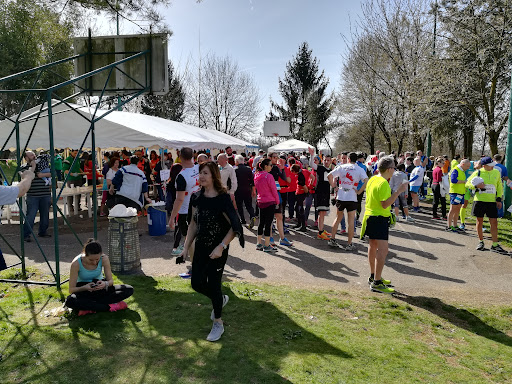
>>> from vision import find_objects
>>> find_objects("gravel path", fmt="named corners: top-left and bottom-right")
top-left (2, 202), bottom-right (512, 305)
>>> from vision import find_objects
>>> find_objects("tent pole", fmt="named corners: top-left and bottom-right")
top-left (15, 120), bottom-right (26, 278)
top-left (47, 95), bottom-right (61, 288)
top-left (91, 121), bottom-right (98, 239)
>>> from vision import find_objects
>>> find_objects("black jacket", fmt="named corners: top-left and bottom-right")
top-left (235, 164), bottom-right (254, 194)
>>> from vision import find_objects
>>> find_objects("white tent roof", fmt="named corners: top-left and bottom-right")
top-left (268, 139), bottom-right (313, 153)
top-left (0, 100), bottom-right (256, 151)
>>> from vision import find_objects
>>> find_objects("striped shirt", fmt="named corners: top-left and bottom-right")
top-left (27, 177), bottom-right (50, 197)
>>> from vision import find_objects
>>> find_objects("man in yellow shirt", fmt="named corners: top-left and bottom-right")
top-left (447, 159), bottom-right (470, 232)
top-left (361, 157), bottom-right (408, 294)
top-left (466, 156), bottom-right (508, 254)
top-left (450, 154), bottom-right (461, 170)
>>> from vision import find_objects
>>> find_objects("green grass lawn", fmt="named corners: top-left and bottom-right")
top-left (0, 160), bottom-right (18, 184)
top-left (1, 268), bottom-right (511, 383)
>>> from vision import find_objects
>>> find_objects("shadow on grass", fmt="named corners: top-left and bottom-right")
top-left (394, 293), bottom-right (512, 347)
top-left (2, 276), bottom-right (352, 383)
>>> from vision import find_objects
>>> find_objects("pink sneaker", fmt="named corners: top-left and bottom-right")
top-left (109, 301), bottom-right (128, 312)
top-left (78, 310), bottom-right (96, 316)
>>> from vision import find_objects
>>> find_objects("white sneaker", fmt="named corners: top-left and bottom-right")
top-left (406, 216), bottom-right (414, 222)
top-left (211, 295), bottom-right (229, 320)
top-left (206, 321), bottom-right (224, 342)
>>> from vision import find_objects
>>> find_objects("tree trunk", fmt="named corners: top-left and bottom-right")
top-left (462, 108), bottom-right (475, 159)
top-left (488, 130), bottom-right (499, 156)
top-left (449, 139), bottom-right (456, 158)
top-left (412, 121), bottom-right (424, 151)
top-left (397, 138), bottom-right (403, 155)
top-left (463, 126), bottom-right (474, 159)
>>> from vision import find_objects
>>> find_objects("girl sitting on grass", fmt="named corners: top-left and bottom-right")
top-left (65, 239), bottom-right (134, 316)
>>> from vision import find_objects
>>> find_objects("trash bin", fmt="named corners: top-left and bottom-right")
top-left (107, 216), bottom-right (142, 274)
top-left (148, 202), bottom-right (167, 236)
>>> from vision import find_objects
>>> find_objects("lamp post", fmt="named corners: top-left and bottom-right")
top-left (504, 75), bottom-right (512, 213)
top-left (426, 0), bottom-right (438, 157)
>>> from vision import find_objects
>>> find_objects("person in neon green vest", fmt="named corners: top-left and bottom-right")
top-left (360, 156), bottom-right (408, 294)
top-left (446, 159), bottom-right (470, 232)
top-left (466, 156), bottom-right (508, 254)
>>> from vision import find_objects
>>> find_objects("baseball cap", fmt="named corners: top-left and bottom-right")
top-left (480, 156), bottom-right (496, 167)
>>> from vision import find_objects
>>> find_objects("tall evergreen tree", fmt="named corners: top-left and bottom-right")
top-left (141, 62), bottom-right (185, 121)
top-left (271, 42), bottom-right (333, 147)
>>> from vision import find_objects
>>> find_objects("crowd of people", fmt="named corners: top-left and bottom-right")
top-left (2, 144), bottom-right (512, 342)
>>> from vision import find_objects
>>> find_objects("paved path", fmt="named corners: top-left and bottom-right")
top-left (2, 204), bottom-right (512, 304)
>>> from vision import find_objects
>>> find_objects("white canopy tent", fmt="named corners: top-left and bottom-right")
top-left (268, 139), bottom-right (314, 153)
top-left (0, 100), bottom-right (257, 151)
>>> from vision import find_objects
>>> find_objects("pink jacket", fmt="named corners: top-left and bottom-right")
top-left (254, 171), bottom-right (280, 205)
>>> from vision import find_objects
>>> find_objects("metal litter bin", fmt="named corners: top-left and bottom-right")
top-left (108, 216), bottom-right (142, 274)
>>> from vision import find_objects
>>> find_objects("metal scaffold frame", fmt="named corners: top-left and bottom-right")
top-left (0, 33), bottom-right (153, 288)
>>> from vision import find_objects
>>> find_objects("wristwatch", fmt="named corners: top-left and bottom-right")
top-left (220, 241), bottom-right (228, 250)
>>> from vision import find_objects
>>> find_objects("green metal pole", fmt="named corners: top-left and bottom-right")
top-left (116, 2), bottom-right (122, 111)
top-left (47, 96), bottom-right (61, 287)
top-left (91, 121), bottom-right (98, 239)
top-left (504, 75), bottom-right (512, 214)
top-left (15, 121), bottom-right (25, 278)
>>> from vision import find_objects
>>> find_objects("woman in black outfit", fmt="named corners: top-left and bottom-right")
top-left (180, 162), bottom-right (244, 342)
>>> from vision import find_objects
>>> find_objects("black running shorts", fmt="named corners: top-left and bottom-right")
top-left (365, 216), bottom-right (390, 240)
top-left (315, 192), bottom-right (330, 212)
top-left (472, 201), bottom-right (498, 219)
top-left (335, 200), bottom-right (358, 212)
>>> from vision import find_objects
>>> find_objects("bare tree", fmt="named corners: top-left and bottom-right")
top-left (433, 0), bottom-right (512, 155)
top-left (185, 54), bottom-right (260, 139)
top-left (347, 0), bottom-right (433, 151)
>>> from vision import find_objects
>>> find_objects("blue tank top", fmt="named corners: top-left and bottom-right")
top-left (77, 255), bottom-right (104, 282)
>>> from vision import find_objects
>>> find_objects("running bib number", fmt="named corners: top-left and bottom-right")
top-left (482, 184), bottom-right (496, 195)
top-left (275, 180), bottom-right (281, 191)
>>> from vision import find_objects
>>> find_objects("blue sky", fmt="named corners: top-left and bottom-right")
top-left (163, 0), bottom-right (364, 118)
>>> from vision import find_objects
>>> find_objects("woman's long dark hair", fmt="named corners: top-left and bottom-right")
top-left (199, 161), bottom-right (227, 194)
top-left (257, 158), bottom-right (271, 172)
top-left (169, 163), bottom-right (183, 184)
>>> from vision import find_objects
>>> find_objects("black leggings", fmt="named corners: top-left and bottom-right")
top-left (356, 192), bottom-right (364, 219)
top-left (257, 205), bottom-right (275, 236)
top-left (191, 248), bottom-right (228, 319)
top-left (173, 214), bottom-right (189, 249)
top-left (295, 194), bottom-right (306, 227)
top-left (65, 282), bottom-right (134, 312)
top-left (432, 184), bottom-right (447, 218)
top-left (287, 192), bottom-right (296, 219)
top-left (235, 190), bottom-right (255, 224)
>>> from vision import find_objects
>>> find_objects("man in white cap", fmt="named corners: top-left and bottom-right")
top-left (466, 156), bottom-right (507, 254)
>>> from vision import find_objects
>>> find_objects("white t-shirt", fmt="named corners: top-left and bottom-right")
top-left (410, 166), bottom-right (425, 187)
top-left (106, 168), bottom-right (117, 181)
top-left (329, 163), bottom-right (368, 202)
top-left (175, 164), bottom-right (200, 215)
